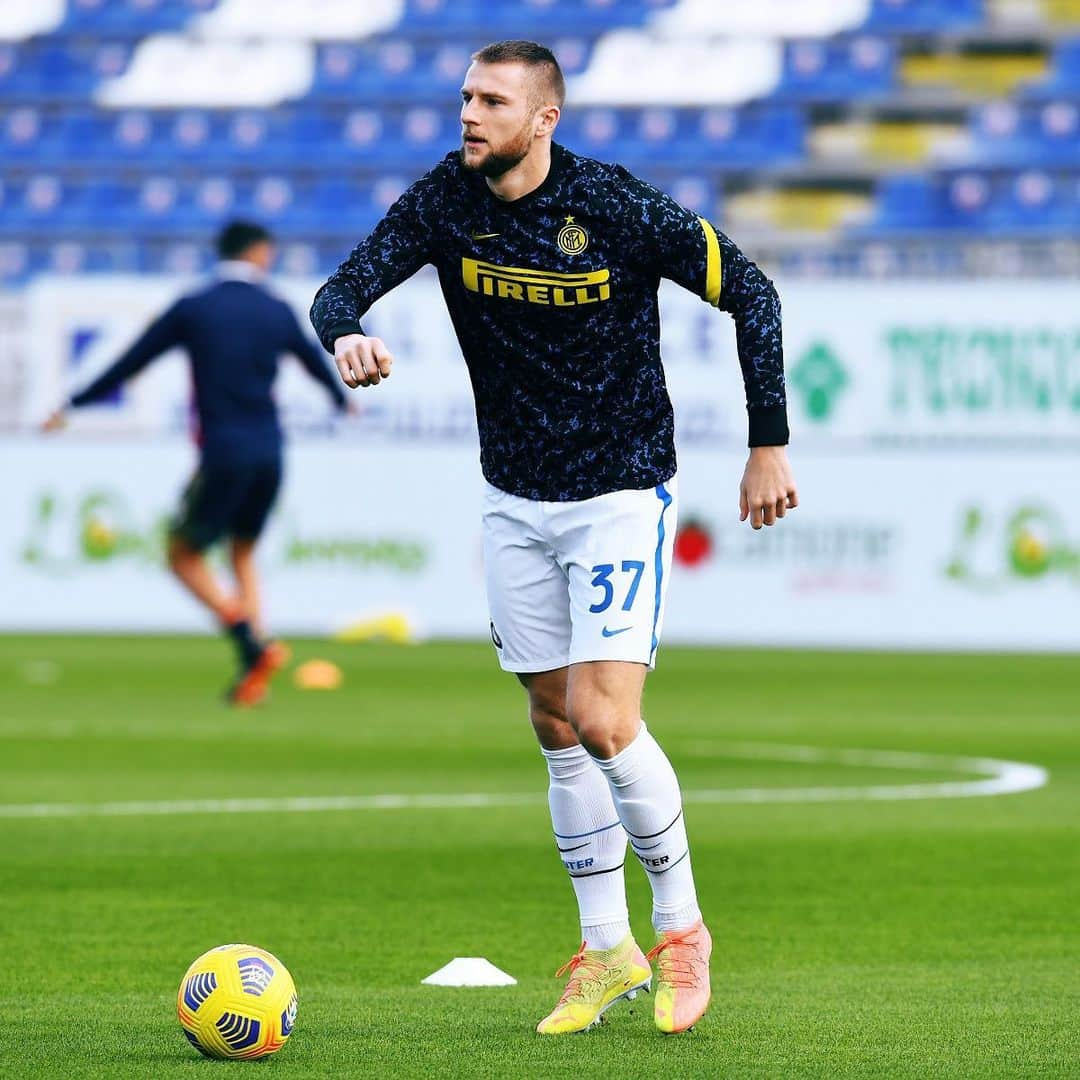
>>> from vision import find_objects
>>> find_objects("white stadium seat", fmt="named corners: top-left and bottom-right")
top-left (0, 0), bottom-right (66, 41)
top-left (94, 36), bottom-right (315, 107)
top-left (569, 30), bottom-right (782, 106)
top-left (194, 0), bottom-right (404, 41)
top-left (652, 0), bottom-right (871, 38)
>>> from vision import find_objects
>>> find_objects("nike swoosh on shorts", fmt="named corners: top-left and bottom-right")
top-left (602, 626), bottom-right (633, 638)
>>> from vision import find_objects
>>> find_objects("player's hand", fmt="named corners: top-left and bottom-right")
top-left (739, 445), bottom-right (798, 530)
top-left (41, 408), bottom-right (67, 433)
top-left (333, 334), bottom-right (393, 388)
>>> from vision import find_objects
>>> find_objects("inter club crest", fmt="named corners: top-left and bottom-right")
top-left (557, 216), bottom-right (589, 255)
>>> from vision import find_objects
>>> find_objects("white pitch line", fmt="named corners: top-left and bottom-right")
top-left (683, 742), bottom-right (1049, 802)
top-left (0, 744), bottom-right (1047, 821)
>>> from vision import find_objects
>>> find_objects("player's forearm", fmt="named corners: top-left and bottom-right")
top-left (69, 308), bottom-right (179, 407)
top-left (310, 279), bottom-right (368, 354)
top-left (724, 256), bottom-right (788, 446)
top-left (69, 351), bottom-right (151, 407)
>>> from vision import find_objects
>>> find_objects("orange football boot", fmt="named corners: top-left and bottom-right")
top-left (647, 920), bottom-right (712, 1034)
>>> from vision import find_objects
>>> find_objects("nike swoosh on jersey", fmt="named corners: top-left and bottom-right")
top-left (471, 232), bottom-right (501, 240)
top-left (602, 626), bottom-right (633, 638)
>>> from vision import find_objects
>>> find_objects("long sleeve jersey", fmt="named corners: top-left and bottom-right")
top-left (311, 143), bottom-right (787, 501)
top-left (72, 274), bottom-right (346, 464)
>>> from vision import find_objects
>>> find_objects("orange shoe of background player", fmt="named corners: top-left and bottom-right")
top-left (229, 640), bottom-right (290, 707)
top-left (646, 919), bottom-right (712, 1034)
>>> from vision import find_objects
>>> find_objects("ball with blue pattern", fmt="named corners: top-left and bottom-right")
top-left (177, 943), bottom-right (298, 1060)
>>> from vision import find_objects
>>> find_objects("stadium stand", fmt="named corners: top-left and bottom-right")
top-left (0, 0), bottom-right (1078, 281)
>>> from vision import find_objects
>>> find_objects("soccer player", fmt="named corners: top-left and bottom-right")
top-left (44, 221), bottom-right (348, 705)
top-left (311, 42), bottom-right (798, 1034)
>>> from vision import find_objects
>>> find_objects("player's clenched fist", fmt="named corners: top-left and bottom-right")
top-left (739, 445), bottom-right (798, 530)
top-left (334, 334), bottom-right (394, 388)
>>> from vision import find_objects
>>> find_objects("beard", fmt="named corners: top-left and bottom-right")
top-left (460, 124), bottom-right (533, 178)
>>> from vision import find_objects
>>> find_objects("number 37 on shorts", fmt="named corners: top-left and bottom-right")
top-left (482, 479), bottom-right (678, 673)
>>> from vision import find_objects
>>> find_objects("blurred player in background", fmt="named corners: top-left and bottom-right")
top-left (44, 220), bottom-right (348, 706)
top-left (312, 41), bottom-right (798, 1035)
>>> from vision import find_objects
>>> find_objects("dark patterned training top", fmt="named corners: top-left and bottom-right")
top-left (311, 143), bottom-right (788, 502)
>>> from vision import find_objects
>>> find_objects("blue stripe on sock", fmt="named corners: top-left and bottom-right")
top-left (553, 820), bottom-right (622, 841)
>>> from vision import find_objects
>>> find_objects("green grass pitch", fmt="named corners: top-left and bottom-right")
top-left (0, 636), bottom-right (1076, 1078)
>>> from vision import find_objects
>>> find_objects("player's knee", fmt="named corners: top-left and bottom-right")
top-left (528, 693), bottom-right (567, 738)
top-left (167, 534), bottom-right (198, 573)
top-left (530, 712), bottom-right (575, 749)
top-left (566, 708), bottom-right (622, 760)
top-left (166, 535), bottom-right (186, 570)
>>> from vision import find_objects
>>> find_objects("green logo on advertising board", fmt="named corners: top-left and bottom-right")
top-left (945, 504), bottom-right (1080, 590)
top-left (23, 491), bottom-right (164, 569)
top-left (887, 327), bottom-right (1080, 415)
top-left (791, 342), bottom-right (849, 421)
top-left (21, 491), bottom-right (428, 575)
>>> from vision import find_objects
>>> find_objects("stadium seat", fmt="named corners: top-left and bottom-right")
top-left (397, 0), bottom-right (676, 38)
top-left (60, 0), bottom-right (221, 36)
top-left (0, 239), bottom-right (32, 282)
top-left (0, 107), bottom-right (64, 163)
top-left (570, 32), bottom-right (784, 105)
top-left (971, 99), bottom-right (1080, 166)
top-left (651, 0), bottom-right (872, 38)
top-left (862, 0), bottom-right (984, 32)
top-left (310, 41), bottom-right (471, 103)
top-left (1024, 38), bottom-right (1080, 95)
top-left (867, 173), bottom-right (941, 230)
top-left (990, 170), bottom-right (1075, 232)
top-left (96, 36), bottom-right (315, 107)
top-left (777, 37), bottom-right (897, 99)
top-left (193, 0), bottom-right (402, 40)
top-left (0, 0), bottom-right (65, 41)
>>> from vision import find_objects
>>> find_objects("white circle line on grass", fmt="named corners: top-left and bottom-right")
top-left (0, 744), bottom-right (1047, 820)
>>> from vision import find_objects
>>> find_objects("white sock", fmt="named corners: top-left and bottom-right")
top-left (542, 744), bottom-right (631, 951)
top-left (591, 723), bottom-right (702, 934)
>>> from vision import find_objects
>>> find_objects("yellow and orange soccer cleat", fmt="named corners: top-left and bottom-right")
top-left (647, 920), bottom-right (712, 1034)
top-left (536, 935), bottom-right (652, 1035)
top-left (229, 640), bottom-right (291, 708)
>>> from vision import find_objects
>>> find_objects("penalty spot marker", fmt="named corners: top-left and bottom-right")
top-left (422, 958), bottom-right (517, 987)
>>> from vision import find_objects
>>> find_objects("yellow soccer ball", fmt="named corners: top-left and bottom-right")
top-left (177, 944), bottom-right (297, 1060)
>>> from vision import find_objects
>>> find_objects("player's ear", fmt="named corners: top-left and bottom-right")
top-left (535, 104), bottom-right (559, 137)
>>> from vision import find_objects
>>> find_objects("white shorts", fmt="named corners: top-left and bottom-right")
top-left (482, 476), bottom-right (678, 673)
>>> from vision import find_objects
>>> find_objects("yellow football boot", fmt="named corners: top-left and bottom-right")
top-left (647, 920), bottom-right (712, 1034)
top-left (536, 935), bottom-right (652, 1035)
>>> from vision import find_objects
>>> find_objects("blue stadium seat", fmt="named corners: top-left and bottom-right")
top-left (311, 41), bottom-right (470, 104)
top-left (0, 175), bottom-right (96, 236)
top-left (938, 172), bottom-right (994, 231)
top-left (60, 0), bottom-right (220, 35)
top-left (971, 100), bottom-right (1080, 168)
top-left (675, 107), bottom-right (805, 169)
top-left (0, 43), bottom-right (29, 99)
top-left (396, 0), bottom-right (676, 38)
top-left (862, 0), bottom-right (984, 32)
top-left (0, 107), bottom-right (65, 163)
top-left (778, 37), bottom-right (897, 100)
top-left (0, 239), bottom-right (33, 283)
top-left (0, 41), bottom-right (134, 102)
top-left (218, 110), bottom-right (312, 168)
top-left (988, 171), bottom-right (1076, 233)
top-left (1024, 39), bottom-right (1080, 97)
top-left (866, 174), bottom-right (940, 231)
top-left (560, 106), bottom-right (804, 170)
